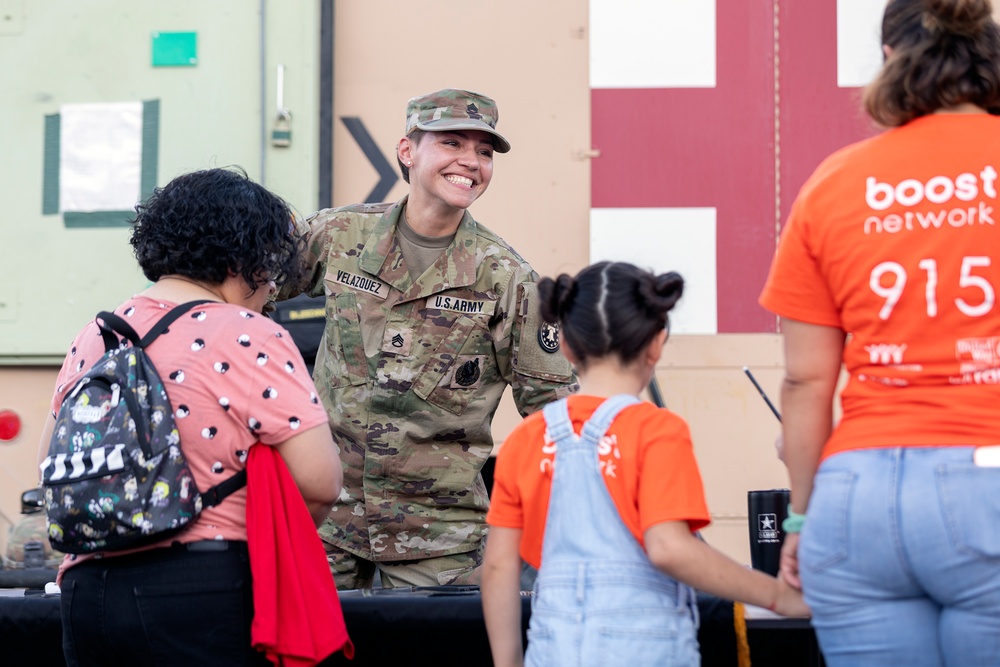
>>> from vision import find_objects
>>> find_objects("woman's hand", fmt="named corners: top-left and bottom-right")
top-left (779, 532), bottom-right (802, 590)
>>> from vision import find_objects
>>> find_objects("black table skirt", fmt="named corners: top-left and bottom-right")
top-left (0, 588), bottom-right (820, 667)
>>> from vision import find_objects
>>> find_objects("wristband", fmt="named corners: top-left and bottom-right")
top-left (781, 504), bottom-right (806, 534)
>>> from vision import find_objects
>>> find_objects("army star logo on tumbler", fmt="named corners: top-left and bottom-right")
top-left (757, 513), bottom-right (779, 541)
top-left (538, 322), bottom-right (560, 353)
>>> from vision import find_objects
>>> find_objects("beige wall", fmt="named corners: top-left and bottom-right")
top-left (330, 0), bottom-right (592, 282)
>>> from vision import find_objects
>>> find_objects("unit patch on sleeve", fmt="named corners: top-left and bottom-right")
top-left (538, 322), bottom-right (561, 353)
top-left (451, 355), bottom-right (485, 389)
top-left (332, 270), bottom-right (388, 300)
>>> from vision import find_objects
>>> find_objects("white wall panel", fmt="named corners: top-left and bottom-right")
top-left (590, 0), bottom-right (716, 89)
top-left (837, 0), bottom-right (889, 88)
top-left (590, 207), bottom-right (717, 334)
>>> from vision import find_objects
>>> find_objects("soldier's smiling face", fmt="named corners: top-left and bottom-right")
top-left (402, 130), bottom-right (494, 214)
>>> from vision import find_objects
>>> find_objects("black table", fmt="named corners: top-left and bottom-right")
top-left (0, 586), bottom-right (820, 666)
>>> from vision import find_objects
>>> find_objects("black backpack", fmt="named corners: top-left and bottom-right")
top-left (41, 301), bottom-right (247, 554)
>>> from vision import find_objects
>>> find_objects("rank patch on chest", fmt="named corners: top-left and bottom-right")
top-left (538, 322), bottom-right (561, 353)
top-left (381, 326), bottom-right (413, 356)
top-left (431, 295), bottom-right (493, 315)
top-left (333, 270), bottom-right (388, 300)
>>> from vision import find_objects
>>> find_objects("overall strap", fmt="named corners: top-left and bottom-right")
top-left (542, 399), bottom-right (575, 445)
top-left (580, 394), bottom-right (642, 445)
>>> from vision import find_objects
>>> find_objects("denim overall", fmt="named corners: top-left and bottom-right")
top-left (525, 395), bottom-right (700, 667)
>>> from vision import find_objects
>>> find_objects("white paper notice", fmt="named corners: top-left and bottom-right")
top-left (60, 102), bottom-right (143, 212)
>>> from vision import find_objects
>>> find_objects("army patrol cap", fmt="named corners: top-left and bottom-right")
top-left (405, 89), bottom-right (511, 153)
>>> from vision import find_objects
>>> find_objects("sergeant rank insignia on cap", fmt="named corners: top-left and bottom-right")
top-left (538, 322), bottom-right (560, 353)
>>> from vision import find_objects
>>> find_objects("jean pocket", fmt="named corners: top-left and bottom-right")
top-left (524, 623), bottom-right (554, 667)
top-left (801, 469), bottom-right (855, 573)
top-left (936, 462), bottom-right (1000, 557)
top-left (596, 613), bottom-right (697, 667)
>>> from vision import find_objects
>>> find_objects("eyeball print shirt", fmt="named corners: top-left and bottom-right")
top-left (50, 296), bottom-right (330, 549)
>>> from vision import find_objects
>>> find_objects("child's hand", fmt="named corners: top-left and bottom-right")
top-left (772, 578), bottom-right (811, 617)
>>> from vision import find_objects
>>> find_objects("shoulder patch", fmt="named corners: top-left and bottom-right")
top-left (538, 322), bottom-right (561, 353)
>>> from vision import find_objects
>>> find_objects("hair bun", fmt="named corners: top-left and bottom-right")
top-left (537, 273), bottom-right (577, 323)
top-left (636, 270), bottom-right (684, 318)
top-left (924, 0), bottom-right (993, 36)
top-left (653, 271), bottom-right (685, 311)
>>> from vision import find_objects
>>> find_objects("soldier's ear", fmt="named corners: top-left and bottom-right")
top-left (398, 137), bottom-right (414, 166)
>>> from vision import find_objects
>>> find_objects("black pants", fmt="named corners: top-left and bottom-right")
top-left (60, 542), bottom-right (270, 667)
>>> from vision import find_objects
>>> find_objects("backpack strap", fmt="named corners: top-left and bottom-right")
top-left (95, 300), bottom-right (214, 352)
top-left (140, 300), bottom-right (215, 347)
top-left (96, 312), bottom-right (140, 352)
top-left (201, 468), bottom-right (248, 509)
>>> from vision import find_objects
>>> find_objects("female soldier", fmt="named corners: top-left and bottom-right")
top-left (281, 90), bottom-right (577, 589)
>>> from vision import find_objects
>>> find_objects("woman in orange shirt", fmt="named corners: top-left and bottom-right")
top-left (483, 262), bottom-right (807, 667)
top-left (760, 1), bottom-right (1000, 664)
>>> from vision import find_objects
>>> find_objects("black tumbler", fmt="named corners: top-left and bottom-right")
top-left (747, 488), bottom-right (790, 576)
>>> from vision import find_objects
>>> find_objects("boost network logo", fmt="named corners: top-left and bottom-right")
top-left (864, 167), bottom-right (998, 235)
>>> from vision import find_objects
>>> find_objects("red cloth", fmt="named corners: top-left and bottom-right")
top-left (246, 444), bottom-right (353, 665)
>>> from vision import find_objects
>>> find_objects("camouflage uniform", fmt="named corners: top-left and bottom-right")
top-left (283, 196), bottom-right (576, 584)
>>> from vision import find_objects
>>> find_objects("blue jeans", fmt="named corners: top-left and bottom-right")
top-left (800, 447), bottom-right (1000, 667)
top-left (61, 542), bottom-right (270, 667)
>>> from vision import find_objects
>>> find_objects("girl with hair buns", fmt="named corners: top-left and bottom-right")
top-left (482, 261), bottom-right (807, 667)
top-left (760, 0), bottom-right (1000, 664)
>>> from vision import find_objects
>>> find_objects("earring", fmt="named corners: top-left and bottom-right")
top-left (406, 161), bottom-right (412, 166)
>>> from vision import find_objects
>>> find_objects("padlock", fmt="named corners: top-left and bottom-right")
top-left (272, 109), bottom-right (291, 148)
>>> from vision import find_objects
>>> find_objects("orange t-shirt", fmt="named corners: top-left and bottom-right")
top-left (486, 395), bottom-right (711, 569)
top-left (760, 113), bottom-right (1000, 459)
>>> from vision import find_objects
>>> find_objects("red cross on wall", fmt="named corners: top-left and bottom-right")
top-left (591, 0), bottom-right (876, 333)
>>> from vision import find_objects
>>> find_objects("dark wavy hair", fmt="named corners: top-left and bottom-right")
top-left (129, 167), bottom-right (302, 292)
top-left (864, 0), bottom-right (1000, 126)
top-left (538, 262), bottom-right (685, 368)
